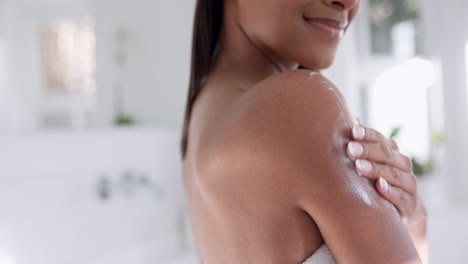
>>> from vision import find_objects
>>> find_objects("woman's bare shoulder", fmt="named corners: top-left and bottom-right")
top-left (242, 68), bottom-right (355, 134)
top-left (206, 69), bottom-right (356, 197)
top-left (196, 69), bottom-right (355, 211)
top-left (226, 69), bottom-right (356, 162)
top-left (221, 69), bottom-right (421, 263)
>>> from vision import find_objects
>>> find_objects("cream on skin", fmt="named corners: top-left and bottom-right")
top-left (307, 71), bottom-right (374, 207)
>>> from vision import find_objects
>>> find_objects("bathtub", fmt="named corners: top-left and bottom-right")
top-left (0, 127), bottom-right (195, 264)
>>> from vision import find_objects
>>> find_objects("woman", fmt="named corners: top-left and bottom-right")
top-left (181, 0), bottom-right (428, 263)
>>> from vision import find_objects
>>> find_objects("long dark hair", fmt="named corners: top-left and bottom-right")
top-left (180, 0), bottom-right (224, 160)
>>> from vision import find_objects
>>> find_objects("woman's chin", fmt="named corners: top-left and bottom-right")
top-left (300, 57), bottom-right (335, 71)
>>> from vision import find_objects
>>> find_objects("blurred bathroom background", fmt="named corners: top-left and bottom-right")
top-left (0, 0), bottom-right (466, 263)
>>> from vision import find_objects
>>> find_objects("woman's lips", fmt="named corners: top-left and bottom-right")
top-left (304, 18), bottom-right (346, 38)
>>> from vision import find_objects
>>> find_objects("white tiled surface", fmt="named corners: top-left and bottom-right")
top-left (0, 127), bottom-right (187, 264)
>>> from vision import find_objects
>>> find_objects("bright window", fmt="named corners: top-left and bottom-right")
top-left (369, 58), bottom-right (435, 160)
top-left (357, 0), bottom-right (441, 176)
top-left (40, 17), bottom-right (96, 95)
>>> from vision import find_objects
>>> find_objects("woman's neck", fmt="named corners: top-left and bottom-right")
top-left (210, 2), bottom-right (299, 91)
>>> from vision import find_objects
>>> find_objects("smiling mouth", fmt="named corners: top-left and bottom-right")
top-left (304, 18), bottom-right (347, 39)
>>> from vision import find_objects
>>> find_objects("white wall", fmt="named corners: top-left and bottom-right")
top-left (0, 2), bottom-right (7, 129)
top-left (0, 0), bottom-right (196, 131)
top-left (421, 0), bottom-right (468, 204)
top-left (0, 0), bottom-right (96, 131)
top-left (94, 0), bottom-right (195, 129)
top-left (10, 0), bottom-right (93, 128)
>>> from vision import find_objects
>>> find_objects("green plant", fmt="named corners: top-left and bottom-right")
top-left (388, 126), bottom-right (441, 177)
top-left (389, 127), bottom-right (401, 139)
top-left (411, 157), bottom-right (434, 176)
top-left (115, 114), bottom-right (134, 126)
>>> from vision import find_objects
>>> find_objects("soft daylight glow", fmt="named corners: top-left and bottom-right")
top-left (41, 17), bottom-right (96, 95)
top-left (0, 256), bottom-right (14, 264)
top-left (370, 57), bottom-right (436, 160)
top-left (374, 57), bottom-right (437, 89)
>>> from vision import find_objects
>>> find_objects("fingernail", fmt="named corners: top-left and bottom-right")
top-left (356, 159), bottom-right (372, 173)
top-left (352, 125), bottom-right (365, 139)
top-left (379, 177), bottom-right (389, 192)
top-left (348, 141), bottom-right (363, 157)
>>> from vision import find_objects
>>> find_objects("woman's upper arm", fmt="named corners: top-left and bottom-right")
top-left (251, 70), bottom-right (422, 264)
top-left (294, 134), bottom-right (421, 264)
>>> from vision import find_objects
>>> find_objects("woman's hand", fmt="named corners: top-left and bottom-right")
top-left (345, 119), bottom-right (427, 249)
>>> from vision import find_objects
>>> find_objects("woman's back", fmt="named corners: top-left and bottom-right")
top-left (183, 70), bottom-right (326, 264)
top-left (183, 69), bottom-right (420, 264)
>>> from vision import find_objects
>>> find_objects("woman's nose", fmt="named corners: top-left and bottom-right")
top-left (323, 0), bottom-right (360, 11)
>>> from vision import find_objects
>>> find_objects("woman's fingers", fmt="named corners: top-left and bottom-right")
top-left (352, 124), bottom-right (399, 151)
top-left (355, 159), bottom-right (417, 195)
top-left (375, 177), bottom-right (418, 225)
top-left (347, 141), bottom-right (413, 172)
top-left (349, 121), bottom-right (427, 235)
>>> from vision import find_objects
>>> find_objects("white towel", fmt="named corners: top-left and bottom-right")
top-left (301, 244), bottom-right (336, 264)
